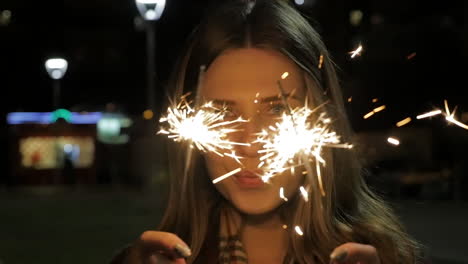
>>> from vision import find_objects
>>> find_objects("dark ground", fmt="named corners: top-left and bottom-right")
top-left (0, 186), bottom-right (467, 264)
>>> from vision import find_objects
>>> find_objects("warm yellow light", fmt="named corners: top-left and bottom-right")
top-left (143, 109), bottom-right (154, 120)
top-left (318, 55), bottom-right (324, 69)
top-left (363, 111), bottom-right (374, 119)
top-left (373, 105), bottom-right (386, 113)
top-left (396, 117), bottom-right (412, 127)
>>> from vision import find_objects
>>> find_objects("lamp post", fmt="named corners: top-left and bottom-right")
top-left (45, 58), bottom-right (68, 110)
top-left (135, 0), bottom-right (166, 112)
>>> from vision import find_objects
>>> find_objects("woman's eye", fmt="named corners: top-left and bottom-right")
top-left (219, 107), bottom-right (237, 118)
top-left (268, 104), bottom-right (286, 115)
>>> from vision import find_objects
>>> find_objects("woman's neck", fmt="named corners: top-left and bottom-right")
top-left (241, 211), bottom-right (288, 264)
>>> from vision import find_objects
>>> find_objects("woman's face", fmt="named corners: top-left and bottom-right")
top-left (201, 48), bottom-right (307, 215)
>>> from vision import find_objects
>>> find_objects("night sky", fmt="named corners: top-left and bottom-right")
top-left (1, 0), bottom-right (467, 168)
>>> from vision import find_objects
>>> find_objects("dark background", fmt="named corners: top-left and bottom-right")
top-left (0, 0), bottom-right (467, 263)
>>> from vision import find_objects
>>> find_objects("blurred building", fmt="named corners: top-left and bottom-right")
top-left (6, 109), bottom-right (101, 185)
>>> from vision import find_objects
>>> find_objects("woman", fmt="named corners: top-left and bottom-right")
top-left (111, 0), bottom-right (420, 263)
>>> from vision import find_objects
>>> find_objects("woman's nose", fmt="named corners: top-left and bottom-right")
top-left (234, 117), bottom-right (262, 158)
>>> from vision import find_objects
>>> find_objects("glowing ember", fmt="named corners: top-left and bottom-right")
top-left (318, 54), bottom-right (324, 69)
top-left (349, 44), bottom-right (363, 58)
top-left (387, 137), bottom-right (400, 146)
top-left (396, 117), bottom-right (412, 127)
top-left (416, 110), bottom-right (441, 119)
top-left (295, 226), bottom-right (304, 236)
top-left (212, 168), bottom-right (242, 184)
top-left (279, 187), bottom-right (288, 201)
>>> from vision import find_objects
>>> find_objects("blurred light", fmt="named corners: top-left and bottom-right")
top-left (349, 10), bottom-right (363, 26)
top-left (143, 109), bottom-right (154, 120)
top-left (0, 10), bottom-right (11, 26)
top-left (98, 118), bottom-right (120, 134)
top-left (7, 112), bottom-right (102, 124)
top-left (97, 113), bottom-right (131, 144)
top-left (120, 118), bottom-right (133, 127)
top-left (387, 137), bottom-right (400, 146)
top-left (45, 58), bottom-right (68, 80)
top-left (372, 98), bottom-right (378, 103)
top-left (373, 105), bottom-right (386, 113)
top-left (294, 0), bottom-right (317, 7)
top-left (396, 117), bottom-right (412, 127)
top-left (64, 144), bottom-right (73, 153)
top-left (363, 111), bottom-right (374, 119)
top-left (51, 109), bottom-right (72, 122)
top-left (416, 110), bottom-right (441, 119)
top-left (407, 52), bottom-right (416, 60)
top-left (282, 225), bottom-right (288, 229)
top-left (363, 105), bottom-right (386, 119)
top-left (135, 0), bottom-right (166, 21)
top-left (347, 96), bottom-right (352, 103)
top-left (1, 10), bottom-right (11, 18)
top-left (299, 186), bottom-right (308, 202)
top-left (318, 54), bottom-right (324, 69)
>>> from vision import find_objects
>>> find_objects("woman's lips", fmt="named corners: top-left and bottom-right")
top-left (234, 170), bottom-right (264, 188)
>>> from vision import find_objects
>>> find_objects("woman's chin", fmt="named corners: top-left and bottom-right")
top-left (231, 197), bottom-right (283, 215)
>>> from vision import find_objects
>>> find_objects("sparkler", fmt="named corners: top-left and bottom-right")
top-left (158, 95), bottom-right (249, 158)
top-left (443, 100), bottom-right (468, 130)
top-left (255, 73), bottom-right (352, 196)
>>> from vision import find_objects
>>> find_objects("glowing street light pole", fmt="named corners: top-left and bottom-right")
top-left (45, 58), bottom-right (68, 110)
top-left (135, 0), bottom-right (166, 112)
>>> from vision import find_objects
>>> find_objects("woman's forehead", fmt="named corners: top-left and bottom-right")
top-left (201, 48), bottom-right (304, 99)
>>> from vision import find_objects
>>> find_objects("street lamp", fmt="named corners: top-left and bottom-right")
top-left (135, 0), bottom-right (166, 112)
top-left (45, 57), bottom-right (68, 110)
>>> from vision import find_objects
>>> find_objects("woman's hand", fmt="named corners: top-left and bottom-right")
top-left (127, 231), bottom-right (192, 264)
top-left (330, 242), bottom-right (380, 264)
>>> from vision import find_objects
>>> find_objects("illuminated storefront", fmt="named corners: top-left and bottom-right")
top-left (7, 109), bottom-right (102, 185)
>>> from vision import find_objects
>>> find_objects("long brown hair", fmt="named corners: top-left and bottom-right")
top-left (158, 1), bottom-right (420, 263)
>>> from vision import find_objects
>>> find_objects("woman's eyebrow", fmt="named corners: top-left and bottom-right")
top-left (211, 99), bottom-right (236, 106)
top-left (259, 94), bottom-right (301, 103)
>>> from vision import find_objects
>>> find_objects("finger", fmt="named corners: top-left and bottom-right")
top-left (139, 231), bottom-right (192, 259)
top-left (330, 242), bottom-right (380, 264)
